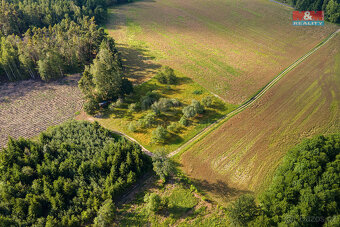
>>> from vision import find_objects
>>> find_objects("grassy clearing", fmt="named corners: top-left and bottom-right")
top-left (168, 188), bottom-right (198, 216)
top-left (180, 35), bottom-right (340, 205)
top-left (78, 74), bottom-right (236, 153)
top-left (106, 0), bottom-right (338, 104)
top-left (114, 175), bottom-right (230, 226)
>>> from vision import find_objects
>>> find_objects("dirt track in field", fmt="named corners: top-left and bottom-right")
top-left (180, 34), bottom-right (340, 205)
top-left (0, 75), bottom-right (83, 149)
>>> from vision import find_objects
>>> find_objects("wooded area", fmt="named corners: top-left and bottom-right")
top-left (260, 134), bottom-right (340, 226)
top-left (0, 0), bottom-right (131, 82)
top-left (227, 134), bottom-right (340, 226)
top-left (0, 121), bottom-right (151, 226)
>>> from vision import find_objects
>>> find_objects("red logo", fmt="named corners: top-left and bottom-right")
top-left (293, 11), bottom-right (324, 21)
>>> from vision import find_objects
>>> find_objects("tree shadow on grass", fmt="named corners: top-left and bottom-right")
top-left (95, 107), bottom-right (126, 119)
top-left (178, 77), bottom-right (193, 85)
top-left (166, 205), bottom-right (193, 219)
top-left (212, 99), bottom-right (228, 111)
top-left (166, 133), bottom-right (184, 145)
top-left (117, 44), bottom-right (162, 84)
top-left (190, 109), bottom-right (224, 128)
top-left (134, 81), bottom-right (161, 96)
top-left (159, 85), bottom-right (181, 96)
top-left (192, 179), bottom-right (252, 203)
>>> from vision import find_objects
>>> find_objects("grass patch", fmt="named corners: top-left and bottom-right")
top-left (114, 175), bottom-right (228, 226)
top-left (94, 74), bottom-right (236, 153)
top-left (168, 188), bottom-right (198, 215)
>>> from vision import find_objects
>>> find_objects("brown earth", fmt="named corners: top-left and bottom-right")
top-left (180, 34), bottom-right (340, 205)
top-left (107, 0), bottom-right (338, 104)
top-left (0, 75), bottom-right (83, 149)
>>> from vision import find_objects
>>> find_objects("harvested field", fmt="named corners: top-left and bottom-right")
top-left (107, 0), bottom-right (338, 104)
top-left (0, 75), bottom-right (83, 149)
top-left (180, 34), bottom-right (340, 205)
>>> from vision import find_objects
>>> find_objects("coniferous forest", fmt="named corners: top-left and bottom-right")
top-left (0, 0), bottom-right (131, 82)
top-left (227, 134), bottom-right (340, 226)
top-left (0, 121), bottom-right (152, 226)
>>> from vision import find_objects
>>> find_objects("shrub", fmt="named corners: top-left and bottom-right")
top-left (139, 112), bottom-right (156, 128)
top-left (151, 98), bottom-right (173, 115)
top-left (167, 122), bottom-right (180, 133)
top-left (152, 149), bottom-right (174, 181)
top-left (156, 66), bottom-right (178, 85)
top-left (166, 68), bottom-right (177, 84)
top-left (182, 100), bottom-right (204, 119)
top-left (202, 96), bottom-right (213, 107)
top-left (140, 91), bottom-right (160, 110)
top-left (137, 119), bottom-right (146, 129)
top-left (114, 98), bottom-right (124, 108)
top-left (179, 116), bottom-right (188, 126)
top-left (165, 85), bottom-right (172, 91)
top-left (156, 71), bottom-right (167, 84)
top-left (192, 90), bottom-right (202, 95)
top-left (151, 103), bottom-right (161, 116)
top-left (151, 126), bottom-right (168, 144)
top-left (182, 105), bottom-right (196, 118)
top-left (140, 96), bottom-right (152, 110)
top-left (128, 121), bottom-right (138, 132)
top-left (84, 98), bottom-right (99, 115)
top-left (107, 98), bottom-right (124, 112)
top-left (137, 112), bottom-right (156, 129)
top-left (191, 99), bottom-right (204, 114)
top-left (108, 103), bottom-right (115, 111)
top-left (171, 98), bottom-right (181, 107)
top-left (144, 193), bottom-right (162, 213)
top-left (227, 194), bottom-right (259, 226)
top-left (128, 103), bottom-right (138, 112)
top-left (190, 185), bottom-right (198, 193)
top-left (160, 98), bottom-right (174, 110)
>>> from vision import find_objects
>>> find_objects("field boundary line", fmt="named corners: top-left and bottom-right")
top-left (269, 0), bottom-right (294, 9)
top-left (168, 29), bottom-right (340, 158)
top-left (110, 130), bottom-right (154, 156)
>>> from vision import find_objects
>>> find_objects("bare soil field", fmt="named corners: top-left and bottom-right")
top-left (107, 0), bottom-right (338, 104)
top-left (180, 34), bottom-right (340, 205)
top-left (0, 75), bottom-right (83, 149)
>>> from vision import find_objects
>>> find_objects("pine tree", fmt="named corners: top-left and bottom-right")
top-left (326, 0), bottom-right (340, 23)
top-left (91, 39), bottom-right (123, 101)
top-left (37, 50), bottom-right (64, 81)
top-left (79, 66), bottom-right (96, 97)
